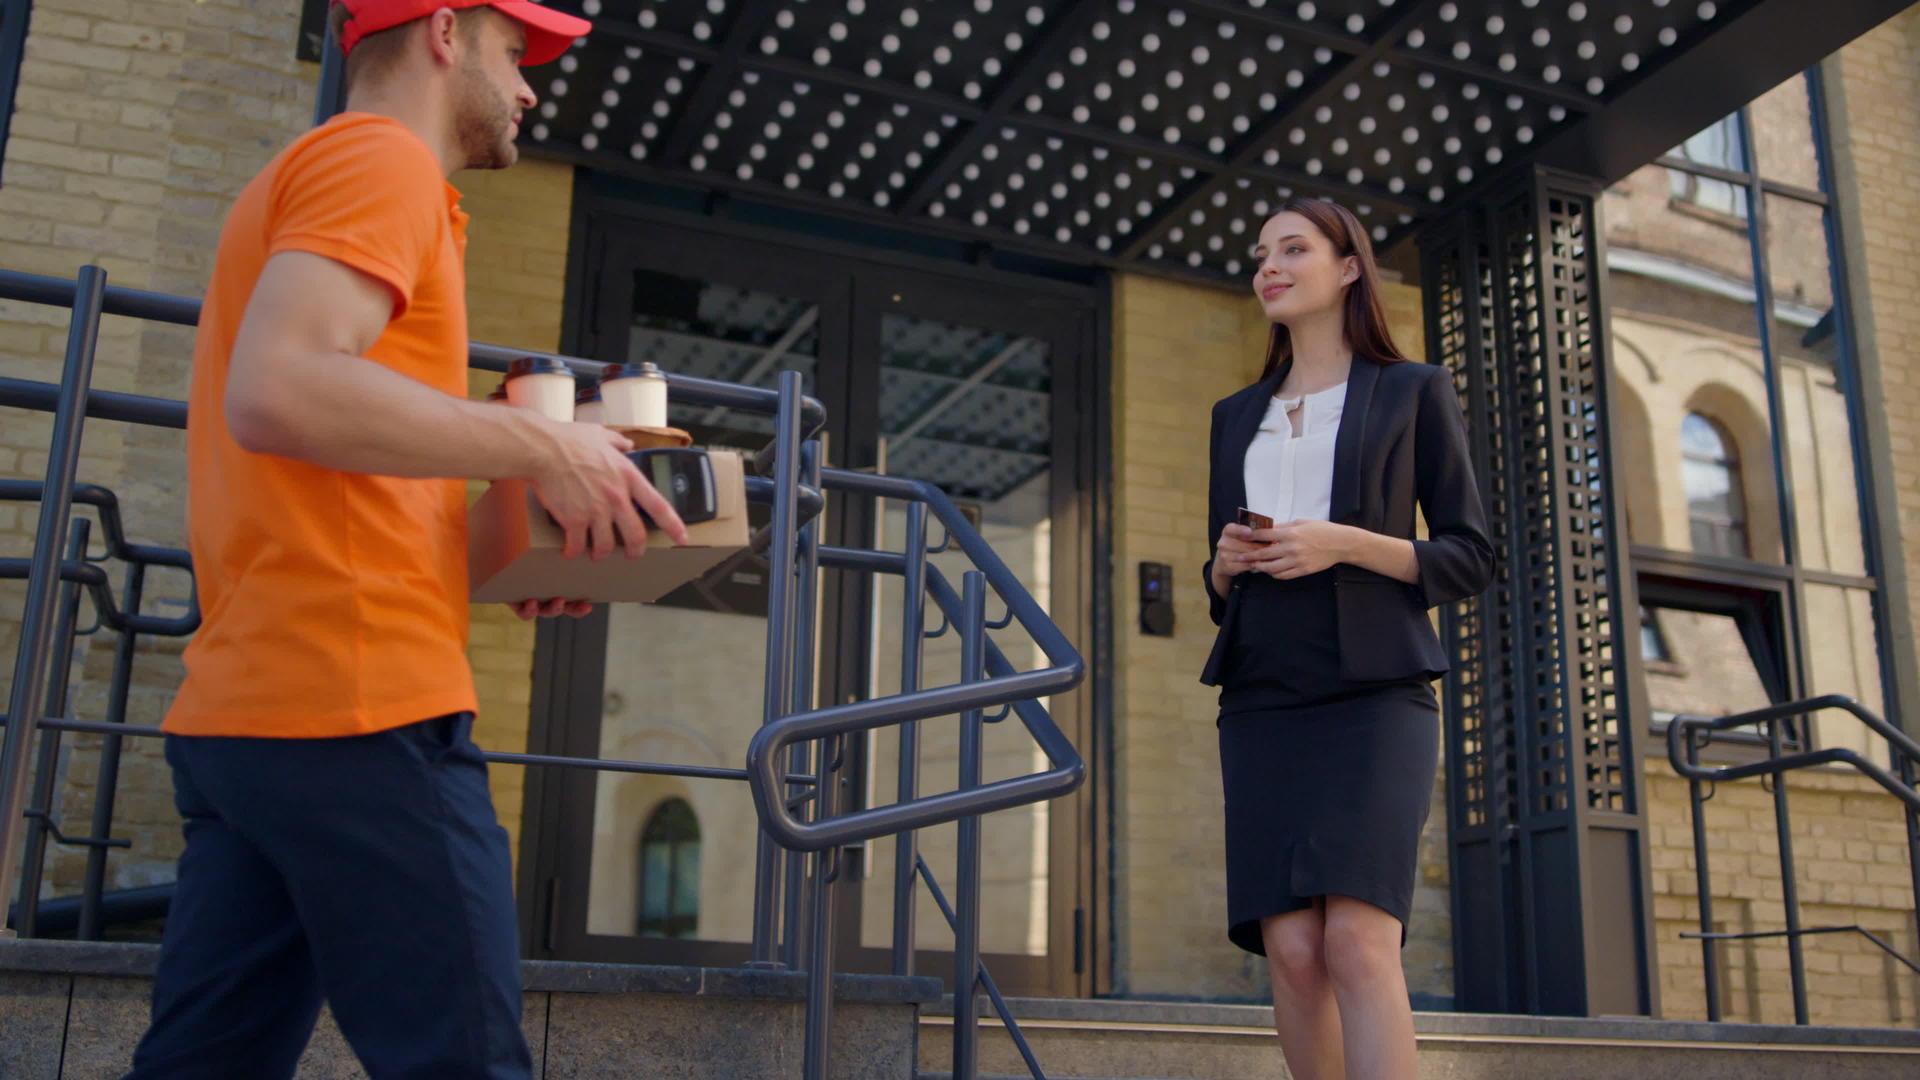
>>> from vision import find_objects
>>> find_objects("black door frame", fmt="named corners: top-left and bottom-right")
top-left (515, 184), bottom-right (1111, 997)
top-left (1629, 558), bottom-right (1801, 755)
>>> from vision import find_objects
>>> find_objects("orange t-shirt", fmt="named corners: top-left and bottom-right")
top-left (165, 113), bottom-right (478, 738)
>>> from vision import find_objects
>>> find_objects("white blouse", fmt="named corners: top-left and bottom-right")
top-left (1242, 382), bottom-right (1346, 524)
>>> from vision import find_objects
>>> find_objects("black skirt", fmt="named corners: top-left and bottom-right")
top-left (1217, 681), bottom-right (1439, 955)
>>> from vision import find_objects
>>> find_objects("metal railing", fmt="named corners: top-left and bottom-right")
top-left (1667, 695), bottom-right (1920, 1026)
top-left (0, 264), bottom-right (1085, 1080)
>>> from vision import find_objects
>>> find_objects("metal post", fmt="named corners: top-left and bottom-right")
top-left (952, 571), bottom-right (988, 1080)
top-left (313, 14), bottom-right (346, 125)
top-left (750, 370), bottom-right (805, 968)
top-left (781, 768), bottom-right (808, 967)
top-left (799, 735), bottom-right (839, 1080)
top-left (796, 437), bottom-right (837, 1080)
top-left (783, 441), bottom-right (823, 971)
top-left (12, 522), bottom-right (90, 938)
top-left (1687, 733), bottom-right (1720, 1021)
top-left (891, 501), bottom-right (929, 976)
top-left (0, 265), bottom-right (105, 937)
top-left (1900, 751), bottom-right (1919, 982)
top-left (1769, 714), bottom-right (1809, 1024)
top-left (78, 561), bottom-right (143, 940)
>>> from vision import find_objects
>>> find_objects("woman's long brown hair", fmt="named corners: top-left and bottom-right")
top-left (1257, 197), bottom-right (1410, 382)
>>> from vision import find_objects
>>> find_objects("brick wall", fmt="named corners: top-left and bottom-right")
top-left (1646, 760), bottom-right (1917, 1026)
top-left (0, 0), bottom-right (568, 906)
top-left (1827, 7), bottom-right (1920, 698)
top-left (1621, 7), bottom-right (1920, 1029)
top-left (457, 160), bottom-right (576, 867)
top-left (1, 0), bottom-right (320, 907)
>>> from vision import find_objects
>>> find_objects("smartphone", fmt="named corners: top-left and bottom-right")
top-left (1236, 507), bottom-right (1274, 530)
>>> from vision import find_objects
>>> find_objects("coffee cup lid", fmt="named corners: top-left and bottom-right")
top-left (507, 355), bottom-right (573, 379)
top-left (603, 361), bottom-right (666, 381)
top-left (576, 383), bottom-right (602, 403)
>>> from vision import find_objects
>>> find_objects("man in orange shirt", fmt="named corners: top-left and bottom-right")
top-left (128, 4), bottom-right (680, 1077)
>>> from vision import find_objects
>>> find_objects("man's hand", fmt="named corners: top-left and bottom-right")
top-left (510, 598), bottom-right (594, 619)
top-left (529, 422), bottom-right (691, 559)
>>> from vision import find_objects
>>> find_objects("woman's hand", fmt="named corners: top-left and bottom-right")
top-left (1211, 522), bottom-right (1263, 596)
top-left (1247, 520), bottom-right (1356, 580)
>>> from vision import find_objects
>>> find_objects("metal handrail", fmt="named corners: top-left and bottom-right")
top-left (0, 477), bottom-right (198, 636)
top-left (1666, 694), bottom-right (1920, 1025)
top-left (1680, 925), bottom-right (1920, 977)
top-left (0, 482), bottom-right (195, 569)
top-left (0, 713), bottom-right (822, 787)
top-left (0, 268), bottom-right (202, 326)
top-left (915, 855), bottom-right (1047, 1080)
top-left (747, 469), bottom-right (1085, 852)
top-left (0, 263), bottom-right (1077, 1080)
top-left (1666, 695), bottom-right (1920, 811)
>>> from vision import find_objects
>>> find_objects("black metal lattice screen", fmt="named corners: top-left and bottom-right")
top-left (1539, 190), bottom-right (1632, 817)
top-left (1428, 168), bottom-right (1650, 1016)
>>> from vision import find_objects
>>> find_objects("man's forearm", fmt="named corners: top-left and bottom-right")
top-left (228, 347), bottom-right (561, 480)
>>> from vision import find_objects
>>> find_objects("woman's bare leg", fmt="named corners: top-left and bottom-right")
top-left (1319, 895), bottom-right (1417, 1080)
top-left (1261, 903), bottom-right (1346, 1080)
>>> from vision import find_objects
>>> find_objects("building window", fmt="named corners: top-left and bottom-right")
top-left (0, 0), bottom-right (31, 176)
top-left (1666, 115), bottom-right (1750, 221)
top-left (637, 798), bottom-right (700, 939)
top-left (1607, 69), bottom-right (1891, 762)
top-left (1680, 413), bottom-right (1748, 558)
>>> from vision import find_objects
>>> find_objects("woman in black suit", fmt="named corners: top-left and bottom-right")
top-left (1202, 198), bottom-right (1493, 1080)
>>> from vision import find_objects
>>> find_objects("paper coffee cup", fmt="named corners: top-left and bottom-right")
top-left (574, 393), bottom-right (605, 425)
top-left (505, 356), bottom-right (577, 422)
top-left (601, 362), bottom-right (669, 428)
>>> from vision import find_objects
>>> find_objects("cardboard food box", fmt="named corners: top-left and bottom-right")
top-left (468, 449), bottom-right (749, 604)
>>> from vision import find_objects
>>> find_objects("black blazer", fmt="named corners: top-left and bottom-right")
top-left (1200, 357), bottom-right (1495, 687)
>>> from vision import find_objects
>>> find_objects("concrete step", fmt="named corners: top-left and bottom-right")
top-left (2, 938), bottom-right (939, 1079)
top-left (918, 996), bottom-right (1920, 1080)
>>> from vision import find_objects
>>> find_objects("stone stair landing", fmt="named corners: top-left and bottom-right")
top-left (918, 996), bottom-right (1920, 1080)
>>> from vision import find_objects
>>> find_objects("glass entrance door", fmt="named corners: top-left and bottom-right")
top-left (521, 211), bottom-right (1095, 995)
top-left (523, 219), bottom-right (849, 967)
top-left (845, 276), bottom-right (1090, 996)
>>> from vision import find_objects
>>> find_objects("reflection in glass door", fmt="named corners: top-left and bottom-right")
top-left (585, 276), bottom-right (823, 948)
top-left (527, 213), bottom-right (1095, 994)
top-left (859, 310), bottom-right (1060, 981)
top-left (536, 225), bottom-right (848, 966)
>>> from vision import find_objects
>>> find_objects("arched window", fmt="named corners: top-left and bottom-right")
top-left (1680, 412), bottom-right (1748, 558)
top-left (637, 798), bottom-right (700, 939)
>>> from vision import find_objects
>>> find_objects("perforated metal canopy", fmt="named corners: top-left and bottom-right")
top-left (523, 0), bottom-right (1904, 284)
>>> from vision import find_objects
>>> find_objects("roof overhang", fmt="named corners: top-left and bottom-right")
top-left (522, 0), bottom-right (1917, 286)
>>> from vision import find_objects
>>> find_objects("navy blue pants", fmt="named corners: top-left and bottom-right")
top-left (127, 714), bottom-right (531, 1080)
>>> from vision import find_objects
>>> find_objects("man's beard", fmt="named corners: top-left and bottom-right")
top-left (455, 64), bottom-right (517, 170)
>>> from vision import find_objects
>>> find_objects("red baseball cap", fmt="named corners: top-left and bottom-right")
top-left (334, 0), bottom-right (591, 66)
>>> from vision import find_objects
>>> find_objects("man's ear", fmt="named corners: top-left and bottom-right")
top-left (424, 6), bottom-right (461, 67)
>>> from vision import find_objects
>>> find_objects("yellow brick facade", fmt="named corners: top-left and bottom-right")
top-left (0, 0), bottom-right (1913, 1032)
top-left (0, 0), bottom-right (320, 902)
top-left (456, 161), bottom-right (575, 868)
top-left (1646, 761), bottom-right (1918, 1026)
